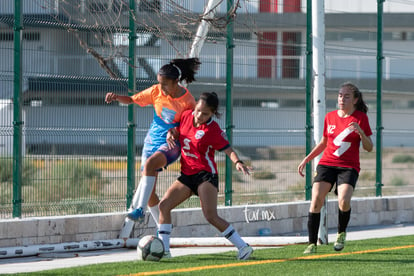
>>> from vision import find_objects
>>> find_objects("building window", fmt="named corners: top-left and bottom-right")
top-left (23, 32), bottom-right (40, 41)
top-left (0, 33), bottom-right (13, 41)
top-left (0, 32), bottom-right (40, 41)
top-left (326, 31), bottom-right (414, 41)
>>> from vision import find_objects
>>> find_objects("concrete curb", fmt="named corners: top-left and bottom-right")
top-left (1, 195), bottom-right (413, 249)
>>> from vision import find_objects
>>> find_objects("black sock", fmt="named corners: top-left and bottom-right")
top-left (308, 212), bottom-right (320, 244)
top-left (338, 209), bottom-right (351, 233)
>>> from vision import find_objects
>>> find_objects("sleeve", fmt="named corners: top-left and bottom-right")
top-left (185, 95), bottom-right (196, 110)
top-left (360, 114), bottom-right (373, 137)
top-left (130, 85), bottom-right (155, 107)
top-left (213, 126), bottom-right (230, 151)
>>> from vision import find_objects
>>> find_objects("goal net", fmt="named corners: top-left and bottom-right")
top-left (35, 0), bottom-right (244, 81)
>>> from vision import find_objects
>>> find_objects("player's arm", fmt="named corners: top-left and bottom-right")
top-left (223, 147), bottom-right (251, 175)
top-left (348, 121), bottom-right (373, 152)
top-left (360, 132), bottom-right (373, 152)
top-left (105, 92), bottom-right (133, 104)
top-left (297, 136), bottom-right (327, 177)
top-left (166, 127), bottom-right (179, 149)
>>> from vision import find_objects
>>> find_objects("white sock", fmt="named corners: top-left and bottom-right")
top-left (222, 225), bottom-right (247, 250)
top-left (137, 176), bottom-right (156, 210)
top-left (129, 180), bottom-right (145, 210)
top-left (158, 224), bottom-right (172, 252)
top-left (149, 205), bottom-right (160, 228)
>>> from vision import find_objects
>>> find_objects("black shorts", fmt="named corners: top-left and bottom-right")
top-left (177, 171), bottom-right (219, 196)
top-left (314, 165), bottom-right (359, 193)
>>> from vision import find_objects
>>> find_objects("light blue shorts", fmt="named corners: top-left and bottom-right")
top-left (140, 142), bottom-right (181, 171)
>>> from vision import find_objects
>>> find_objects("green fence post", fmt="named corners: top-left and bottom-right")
top-left (12, 0), bottom-right (23, 218)
top-left (305, 0), bottom-right (313, 200)
top-left (126, 0), bottom-right (137, 208)
top-left (225, 0), bottom-right (235, 206)
top-left (376, 0), bottom-right (384, 196)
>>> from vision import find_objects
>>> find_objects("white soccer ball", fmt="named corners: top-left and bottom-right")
top-left (137, 235), bottom-right (165, 261)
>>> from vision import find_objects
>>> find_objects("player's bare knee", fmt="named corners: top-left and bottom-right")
top-left (203, 212), bottom-right (219, 225)
top-left (142, 164), bottom-right (158, 175)
top-left (338, 199), bottom-right (350, 211)
top-left (158, 199), bottom-right (171, 214)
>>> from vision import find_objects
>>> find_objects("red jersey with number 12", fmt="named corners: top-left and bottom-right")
top-left (178, 110), bottom-right (230, 175)
top-left (319, 110), bottom-right (372, 172)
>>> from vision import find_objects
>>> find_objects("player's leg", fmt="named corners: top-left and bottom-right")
top-left (127, 143), bottom-right (159, 221)
top-left (140, 143), bottom-right (181, 224)
top-left (333, 183), bottom-right (354, 251)
top-left (158, 180), bottom-right (192, 257)
top-left (128, 143), bottom-right (174, 222)
top-left (337, 182), bottom-right (353, 215)
top-left (304, 180), bottom-right (332, 254)
top-left (140, 151), bottom-right (167, 203)
top-left (147, 176), bottom-right (160, 227)
top-left (197, 180), bottom-right (253, 260)
top-left (304, 165), bottom-right (337, 253)
top-left (159, 180), bottom-right (192, 223)
top-left (334, 168), bottom-right (357, 251)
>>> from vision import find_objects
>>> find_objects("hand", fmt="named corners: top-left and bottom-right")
top-left (166, 128), bottom-right (179, 149)
top-left (297, 159), bottom-right (307, 177)
top-left (348, 121), bottom-right (364, 137)
top-left (105, 92), bottom-right (117, 103)
top-left (235, 162), bottom-right (253, 175)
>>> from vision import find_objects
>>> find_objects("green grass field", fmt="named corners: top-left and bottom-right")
top-left (9, 235), bottom-right (414, 276)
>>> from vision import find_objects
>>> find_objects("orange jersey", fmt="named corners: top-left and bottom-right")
top-left (131, 84), bottom-right (195, 145)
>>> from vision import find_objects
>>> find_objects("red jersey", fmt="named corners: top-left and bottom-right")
top-left (177, 110), bottom-right (230, 175)
top-left (319, 110), bottom-right (372, 172)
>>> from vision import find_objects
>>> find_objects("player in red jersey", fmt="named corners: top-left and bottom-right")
top-left (298, 82), bottom-right (373, 254)
top-left (157, 92), bottom-right (253, 260)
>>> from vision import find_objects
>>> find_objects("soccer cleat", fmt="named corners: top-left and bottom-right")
top-left (127, 207), bottom-right (145, 222)
top-left (334, 232), bottom-right (346, 251)
top-left (303, 243), bottom-right (317, 254)
top-left (238, 244), bottom-right (253, 260)
top-left (163, 251), bottom-right (172, 259)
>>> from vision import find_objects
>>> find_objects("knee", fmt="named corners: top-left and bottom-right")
top-left (143, 158), bottom-right (158, 173)
top-left (338, 198), bottom-right (351, 211)
top-left (310, 197), bottom-right (325, 212)
top-left (203, 211), bottom-right (219, 225)
top-left (158, 198), bottom-right (170, 214)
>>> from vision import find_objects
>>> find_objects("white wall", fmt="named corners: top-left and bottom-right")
top-left (0, 100), bottom-right (25, 156)
top-left (0, 0), bottom-right (57, 14)
top-left (303, 0), bottom-right (414, 13)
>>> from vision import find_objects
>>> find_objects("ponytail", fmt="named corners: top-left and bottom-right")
top-left (158, 58), bottom-right (201, 83)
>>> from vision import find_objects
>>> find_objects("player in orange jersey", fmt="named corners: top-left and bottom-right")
top-left (105, 58), bottom-right (201, 225)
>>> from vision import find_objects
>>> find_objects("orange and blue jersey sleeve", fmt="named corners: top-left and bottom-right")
top-left (130, 85), bottom-right (157, 107)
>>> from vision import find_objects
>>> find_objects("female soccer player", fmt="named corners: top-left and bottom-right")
top-left (297, 82), bottom-right (373, 254)
top-left (158, 92), bottom-right (253, 260)
top-left (105, 58), bottom-right (201, 225)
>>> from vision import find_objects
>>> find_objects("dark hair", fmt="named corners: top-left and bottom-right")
top-left (199, 92), bottom-right (221, 118)
top-left (341, 82), bottom-right (368, 114)
top-left (158, 58), bottom-right (201, 83)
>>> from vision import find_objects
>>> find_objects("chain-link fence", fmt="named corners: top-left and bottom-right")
top-left (1, 0), bottom-right (414, 218)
